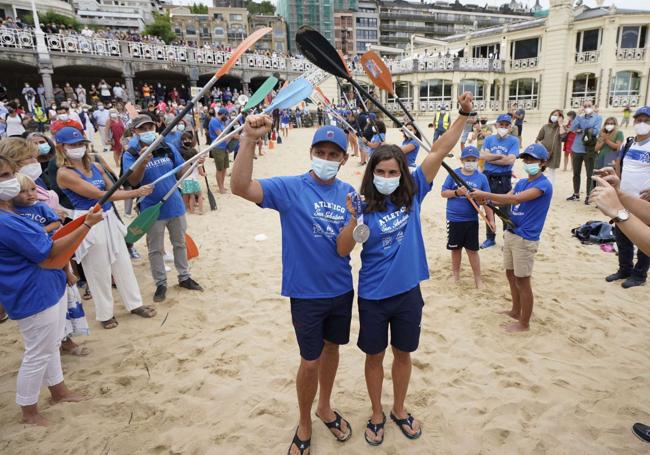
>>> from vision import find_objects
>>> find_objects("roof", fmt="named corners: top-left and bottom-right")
top-left (444, 17), bottom-right (546, 42)
top-left (378, 0), bottom-right (534, 17)
top-left (575, 6), bottom-right (650, 21)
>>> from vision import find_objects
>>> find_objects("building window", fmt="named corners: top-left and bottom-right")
top-left (186, 26), bottom-right (196, 36)
top-left (575, 28), bottom-right (601, 52)
top-left (617, 25), bottom-right (647, 49)
top-left (419, 79), bottom-right (452, 105)
top-left (459, 79), bottom-right (485, 100)
top-left (508, 78), bottom-right (538, 107)
top-left (472, 43), bottom-right (500, 59)
top-left (390, 81), bottom-right (412, 102)
top-left (230, 14), bottom-right (243, 21)
top-left (213, 27), bottom-right (225, 37)
top-left (510, 37), bottom-right (540, 60)
top-left (610, 71), bottom-right (641, 97)
top-left (571, 73), bottom-right (597, 104)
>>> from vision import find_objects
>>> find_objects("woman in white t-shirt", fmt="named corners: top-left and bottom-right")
top-left (4, 108), bottom-right (26, 137)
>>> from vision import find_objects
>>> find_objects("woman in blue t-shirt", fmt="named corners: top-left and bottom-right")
top-left (363, 119), bottom-right (386, 157)
top-left (337, 92), bottom-right (475, 446)
top-left (0, 154), bottom-right (104, 426)
top-left (400, 122), bottom-right (421, 172)
top-left (55, 127), bottom-right (156, 330)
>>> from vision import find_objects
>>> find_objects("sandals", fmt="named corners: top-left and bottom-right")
top-left (390, 411), bottom-right (422, 440)
top-left (131, 306), bottom-right (157, 318)
top-left (101, 317), bottom-right (119, 329)
top-left (316, 410), bottom-right (352, 442)
top-left (365, 413), bottom-right (386, 446)
top-left (287, 428), bottom-right (310, 455)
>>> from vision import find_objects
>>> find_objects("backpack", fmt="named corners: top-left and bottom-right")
top-left (571, 221), bottom-right (615, 244)
top-left (619, 136), bottom-right (635, 173)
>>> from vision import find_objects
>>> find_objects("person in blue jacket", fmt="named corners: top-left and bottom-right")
top-left (337, 92), bottom-right (474, 446)
top-left (0, 154), bottom-right (104, 426)
top-left (471, 143), bottom-right (553, 333)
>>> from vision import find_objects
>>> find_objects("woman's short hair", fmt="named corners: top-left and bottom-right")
top-left (0, 137), bottom-right (38, 167)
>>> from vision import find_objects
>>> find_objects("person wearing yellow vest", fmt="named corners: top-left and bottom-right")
top-left (33, 105), bottom-right (48, 133)
top-left (433, 106), bottom-right (451, 141)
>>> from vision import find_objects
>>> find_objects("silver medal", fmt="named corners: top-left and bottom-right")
top-left (353, 222), bottom-right (370, 243)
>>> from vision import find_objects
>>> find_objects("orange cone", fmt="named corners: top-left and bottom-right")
top-left (269, 139), bottom-right (275, 149)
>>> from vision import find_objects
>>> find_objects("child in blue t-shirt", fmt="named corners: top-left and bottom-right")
top-left (441, 146), bottom-right (490, 288)
top-left (364, 120), bottom-right (386, 157)
top-left (13, 173), bottom-right (61, 237)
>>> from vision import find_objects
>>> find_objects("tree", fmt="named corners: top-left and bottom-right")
top-left (189, 3), bottom-right (209, 14)
top-left (246, 0), bottom-right (276, 16)
top-left (23, 10), bottom-right (81, 31)
top-left (144, 12), bottom-right (176, 44)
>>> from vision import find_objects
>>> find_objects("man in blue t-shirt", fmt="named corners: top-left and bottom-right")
top-left (208, 107), bottom-right (230, 193)
top-left (471, 143), bottom-right (553, 333)
top-left (568, 100), bottom-right (602, 203)
top-left (124, 115), bottom-right (204, 302)
top-left (479, 113), bottom-right (520, 248)
top-left (231, 115), bottom-right (354, 454)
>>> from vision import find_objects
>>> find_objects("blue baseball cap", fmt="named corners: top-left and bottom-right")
top-left (311, 125), bottom-right (348, 153)
top-left (55, 126), bottom-right (89, 144)
top-left (460, 145), bottom-right (480, 159)
top-left (520, 143), bottom-right (549, 161)
top-left (217, 107), bottom-right (228, 115)
top-left (633, 106), bottom-right (650, 118)
top-left (496, 114), bottom-right (512, 124)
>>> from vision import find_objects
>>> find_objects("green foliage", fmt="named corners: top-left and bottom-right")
top-left (189, 3), bottom-right (209, 14)
top-left (246, 0), bottom-right (276, 16)
top-left (23, 10), bottom-right (81, 31)
top-left (144, 12), bottom-right (177, 44)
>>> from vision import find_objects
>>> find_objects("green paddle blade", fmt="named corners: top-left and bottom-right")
top-left (244, 76), bottom-right (278, 112)
top-left (124, 202), bottom-right (162, 243)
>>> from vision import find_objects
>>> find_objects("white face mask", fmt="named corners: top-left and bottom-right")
top-left (604, 124), bottom-right (615, 132)
top-left (584, 108), bottom-right (593, 115)
top-left (634, 122), bottom-right (650, 136)
top-left (463, 161), bottom-right (478, 172)
top-left (550, 115), bottom-right (558, 123)
top-left (58, 114), bottom-right (69, 121)
top-left (373, 175), bottom-right (401, 195)
top-left (0, 177), bottom-right (21, 201)
top-left (497, 128), bottom-right (509, 137)
top-left (311, 156), bottom-right (341, 181)
top-left (66, 146), bottom-right (86, 160)
top-left (19, 163), bottom-right (43, 181)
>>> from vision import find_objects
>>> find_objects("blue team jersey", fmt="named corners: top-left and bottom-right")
top-left (510, 175), bottom-right (553, 241)
top-left (13, 202), bottom-right (60, 237)
top-left (441, 168), bottom-right (490, 222)
top-left (208, 117), bottom-right (228, 149)
top-left (402, 138), bottom-right (420, 168)
top-left (358, 167), bottom-right (433, 300)
top-left (258, 172), bottom-right (354, 299)
top-left (61, 164), bottom-right (112, 212)
top-left (482, 134), bottom-right (519, 174)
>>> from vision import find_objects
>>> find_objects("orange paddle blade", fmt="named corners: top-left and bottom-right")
top-left (314, 87), bottom-right (331, 106)
top-left (52, 213), bottom-right (86, 240)
top-left (185, 233), bottom-right (199, 260)
top-left (359, 51), bottom-right (394, 95)
top-left (216, 27), bottom-right (271, 78)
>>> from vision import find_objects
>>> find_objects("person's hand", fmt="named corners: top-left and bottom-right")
top-left (197, 155), bottom-right (206, 165)
top-left (593, 167), bottom-right (620, 190)
top-left (591, 175), bottom-right (625, 218)
top-left (66, 270), bottom-right (79, 286)
top-left (56, 209), bottom-right (68, 221)
top-left (468, 189), bottom-right (488, 204)
top-left (456, 187), bottom-right (468, 197)
top-left (85, 206), bottom-right (105, 227)
top-left (137, 184), bottom-right (154, 197)
top-left (345, 193), bottom-right (358, 219)
top-left (241, 114), bottom-right (272, 141)
top-left (458, 91), bottom-right (474, 113)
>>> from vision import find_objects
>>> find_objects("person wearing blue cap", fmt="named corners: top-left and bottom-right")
top-left (231, 115), bottom-right (355, 454)
top-left (208, 107), bottom-right (231, 194)
top-left (280, 109), bottom-right (291, 138)
top-left (567, 99), bottom-right (602, 203)
top-left (441, 145), bottom-right (490, 288)
top-left (471, 143), bottom-right (553, 333)
top-left (337, 92), bottom-right (474, 446)
top-left (479, 113), bottom-right (520, 249)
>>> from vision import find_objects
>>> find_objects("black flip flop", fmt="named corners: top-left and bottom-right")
top-left (364, 413), bottom-right (386, 446)
top-left (287, 428), bottom-right (311, 455)
top-left (390, 412), bottom-right (422, 440)
top-left (316, 410), bottom-right (352, 442)
top-left (0, 313), bottom-right (8, 324)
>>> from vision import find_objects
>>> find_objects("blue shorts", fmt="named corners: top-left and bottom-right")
top-left (357, 285), bottom-right (424, 355)
top-left (290, 290), bottom-right (354, 361)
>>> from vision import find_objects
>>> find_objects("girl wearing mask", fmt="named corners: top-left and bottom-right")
top-left (595, 117), bottom-right (624, 170)
top-left (54, 127), bottom-right (156, 329)
top-left (337, 93), bottom-right (474, 446)
top-left (399, 122), bottom-right (421, 173)
top-left (536, 109), bottom-right (566, 185)
top-left (562, 111), bottom-right (577, 172)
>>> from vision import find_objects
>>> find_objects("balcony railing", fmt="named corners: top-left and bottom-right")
top-left (0, 27), bottom-right (35, 48)
top-left (510, 57), bottom-right (538, 70)
top-left (575, 50), bottom-right (599, 64)
top-left (417, 56), bottom-right (504, 73)
top-left (570, 95), bottom-right (596, 108)
top-left (458, 57), bottom-right (503, 72)
top-left (418, 99), bottom-right (452, 112)
top-left (47, 34), bottom-right (122, 57)
top-left (616, 47), bottom-right (645, 61)
top-left (128, 42), bottom-right (187, 62)
top-left (507, 97), bottom-right (538, 110)
top-left (609, 94), bottom-right (640, 108)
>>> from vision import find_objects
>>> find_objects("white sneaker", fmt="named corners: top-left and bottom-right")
top-left (164, 252), bottom-right (174, 262)
top-left (165, 265), bottom-right (172, 272)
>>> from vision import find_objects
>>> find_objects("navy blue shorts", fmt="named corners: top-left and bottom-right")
top-left (290, 290), bottom-right (354, 361)
top-left (357, 285), bottom-right (424, 355)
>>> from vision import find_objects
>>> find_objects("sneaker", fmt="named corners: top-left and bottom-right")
top-left (179, 277), bottom-right (204, 291)
top-left (622, 276), bottom-right (645, 289)
top-left (129, 247), bottom-right (141, 259)
top-left (605, 271), bottom-right (630, 282)
top-left (164, 265), bottom-right (172, 272)
top-left (566, 194), bottom-right (580, 201)
top-left (584, 196), bottom-right (590, 205)
top-left (633, 422), bottom-right (650, 443)
top-left (480, 238), bottom-right (496, 249)
top-left (153, 284), bottom-right (167, 302)
top-left (163, 252), bottom-right (174, 262)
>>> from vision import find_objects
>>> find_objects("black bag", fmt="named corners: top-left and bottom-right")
top-left (582, 129), bottom-right (598, 147)
top-left (277, 134), bottom-right (283, 144)
top-left (571, 221), bottom-right (615, 244)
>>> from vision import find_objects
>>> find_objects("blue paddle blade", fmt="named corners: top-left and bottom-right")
top-left (266, 78), bottom-right (313, 112)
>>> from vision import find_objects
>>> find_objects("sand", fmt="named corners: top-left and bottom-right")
top-left (1, 121), bottom-right (649, 454)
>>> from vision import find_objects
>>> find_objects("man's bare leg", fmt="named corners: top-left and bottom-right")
top-left (466, 249), bottom-right (483, 288)
top-left (506, 276), bottom-right (533, 332)
top-left (501, 269), bottom-right (520, 319)
top-left (364, 351), bottom-right (385, 444)
top-left (216, 169), bottom-right (227, 193)
top-left (315, 341), bottom-right (349, 439)
top-left (21, 403), bottom-right (48, 426)
top-left (290, 357), bottom-right (319, 455)
top-left (49, 381), bottom-right (84, 404)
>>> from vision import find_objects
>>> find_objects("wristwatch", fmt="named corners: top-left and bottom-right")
top-left (609, 209), bottom-right (630, 224)
top-left (459, 109), bottom-right (477, 117)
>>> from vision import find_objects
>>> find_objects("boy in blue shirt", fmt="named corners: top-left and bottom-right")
top-left (479, 113), bottom-right (520, 249)
top-left (441, 146), bottom-right (490, 288)
top-left (12, 173), bottom-right (61, 237)
top-left (208, 107), bottom-right (230, 194)
top-left (471, 143), bottom-right (553, 333)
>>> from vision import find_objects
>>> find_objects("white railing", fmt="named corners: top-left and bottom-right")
top-left (418, 99), bottom-right (452, 112)
top-left (418, 56), bottom-right (455, 72)
top-left (507, 97), bottom-right (538, 110)
top-left (609, 94), bottom-right (640, 108)
top-left (388, 58), bottom-right (415, 74)
top-left (46, 33), bottom-right (121, 56)
top-left (510, 57), bottom-right (538, 70)
top-left (575, 50), bottom-right (600, 64)
top-left (570, 96), bottom-right (596, 108)
top-left (0, 27), bottom-right (35, 49)
top-left (489, 100), bottom-right (501, 111)
top-left (127, 42), bottom-right (188, 62)
top-left (616, 47), bottom-right (646, 61)
top-left (386, 100), bottom-right (412, 112)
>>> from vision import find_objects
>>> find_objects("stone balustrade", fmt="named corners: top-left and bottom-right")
top-left (616, 47), bottom-right (645, 61)
top-left (0, 27), bottom-right (35, 49)
top-left (609, 94), bottom-right (640, 108)
top-left (575, 50), bottom-right (600, 64)
top-left (510, 57), bottom-right (539, 70)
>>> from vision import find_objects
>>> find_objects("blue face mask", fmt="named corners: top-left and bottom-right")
top-left (139, 131), bottom-right (157, 145)
top-left (523, 163), bottom-right (541, 176)
top-left (311, 156), bottom-right (341, 181)
top-left (373, 175), bottom-right (400, 195)
top-left (38, 143), bottom-right (51, 155)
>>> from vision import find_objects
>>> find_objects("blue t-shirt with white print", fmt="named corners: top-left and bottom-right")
top-left (441, 168), bottom-right (490, 222)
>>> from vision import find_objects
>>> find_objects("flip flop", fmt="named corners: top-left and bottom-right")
top-left (287, 428), bottom-right (310, 455)
top-left (390, 411), bottom-right (422, 440)
top-left (101, 317), bottom-right (119, 329)
top-left (316, 410), bottom-right (352, 442)
top-left (364, 413), bottom-right (386, 446)
top-left (0, 312), bottom-right (8, 324)
top-left (131, 306), bottom-right (157, 318)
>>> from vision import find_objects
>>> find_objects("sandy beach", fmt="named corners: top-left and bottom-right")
top-left (1, 121), bottom-right (649, 454)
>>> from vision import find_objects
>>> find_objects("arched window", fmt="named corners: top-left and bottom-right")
top-left (609, 71), bottom-right (641, 107)
top-left (459, 79), bottom-right (485, 100)
top-left (419, 79), bottom-right (452, 112)
top-left (387, 81), bottom-right (412, 112)
top-left (509, 78), bottom-right (538, 109)
top-left (571, 73), bottom-right (597, 108)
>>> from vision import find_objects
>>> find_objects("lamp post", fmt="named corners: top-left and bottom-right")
top-left (31, 0), bottom-right (54, 104)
